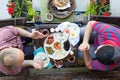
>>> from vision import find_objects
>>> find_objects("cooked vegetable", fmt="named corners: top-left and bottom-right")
top-left (46, 47), bottom-right (54, 55)
top-left (47, 36), bottom-right (54, 45)
top-left (53, 42), bottom-right (61, 50)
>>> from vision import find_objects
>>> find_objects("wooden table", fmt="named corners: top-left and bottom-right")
top-left (33, 24), bottom-right (82, 68)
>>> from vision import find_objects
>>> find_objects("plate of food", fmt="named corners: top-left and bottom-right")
top-left (44, 32), bottom-right (71, 60)
top-left (34, 52), bottom-right (50, 67)
top-left (47, 0), bottom-right (76, 18)
top-left (53, 0), bottom-right (71, 10)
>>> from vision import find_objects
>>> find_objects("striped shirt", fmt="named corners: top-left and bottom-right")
top-left (90, 21), bottom-right (120, 71)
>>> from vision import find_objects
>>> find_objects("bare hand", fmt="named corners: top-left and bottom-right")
top-left (30, 31), bottom-right (44, 39)
top-left (78, 42), bottom-right (90, 52)
top-left (33, 60), bottom-right (45, 69)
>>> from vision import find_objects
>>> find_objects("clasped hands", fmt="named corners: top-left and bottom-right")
top-left (78, 42), bottom-right (90, 52)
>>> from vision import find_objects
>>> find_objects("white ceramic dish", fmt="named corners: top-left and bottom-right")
top-left (34, 53), bottom-right (50, 67)
top-left (44, 32), bottom-right (71, 60)
top-left (46, 13), bottom-right (53, 21)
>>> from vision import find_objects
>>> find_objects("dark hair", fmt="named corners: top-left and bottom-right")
top-left (96, 46), bottom-right (115, 65)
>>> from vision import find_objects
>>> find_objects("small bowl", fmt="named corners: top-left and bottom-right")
top-left (46, 13), bottom-right (53, 21)
top-left (41, 29), bottom-right (50, 37)
top-left (67, 55), bottom-right (75, 63)
top-left (54, 60), bottom-right (63, 68)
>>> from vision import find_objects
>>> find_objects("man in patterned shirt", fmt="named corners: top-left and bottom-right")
top-left (0, 26), bottom-right (45, 75)
top-left (78, 21), bottom-right (120, 71)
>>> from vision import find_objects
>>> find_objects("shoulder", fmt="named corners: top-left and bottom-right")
top-left (88, 20), bottom-right (99, 29)
top-left (6, 25), bottom-right (17, 30)
top-left (5, 26), bottom-right (19, 34)
top-left (0, 25), bottom-right (17, 31)
top-left (88, 20), bottom-right (97, 25)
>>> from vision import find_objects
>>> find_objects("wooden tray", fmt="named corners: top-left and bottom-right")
top-left (48, 0), bottom-right (76, 19)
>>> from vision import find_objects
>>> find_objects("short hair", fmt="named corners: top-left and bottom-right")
top-left (96, 46), bottom-right (115, 65)
top-left (0, 48), bottom-right (18, 69)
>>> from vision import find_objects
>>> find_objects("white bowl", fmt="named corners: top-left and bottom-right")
top-left (46, 13), bottom-right (53, 21)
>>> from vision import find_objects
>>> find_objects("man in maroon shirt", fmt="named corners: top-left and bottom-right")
top-left (0, 26), bottom-right (45, 75)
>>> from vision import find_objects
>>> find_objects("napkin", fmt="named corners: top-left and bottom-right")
top-left (33, 47), bottom-right (52, 68)
top-left (57, 22), bottom-right (80, 46)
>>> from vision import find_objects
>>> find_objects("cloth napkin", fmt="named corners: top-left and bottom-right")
top-left (33, 47), bottom-right (52, 68)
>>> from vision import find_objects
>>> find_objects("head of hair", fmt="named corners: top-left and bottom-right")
top-left (96, 45), bottom-right (115, 65)
top-left (0, 48), bottom-right (24, 69)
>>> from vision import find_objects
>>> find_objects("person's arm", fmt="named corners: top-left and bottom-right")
top-left (21, 60), bottom-right (44, 69)
top-left (83, 21), bottom-right (95, 43)
top-left (78, 21), bottom-right (95, 51)
top-left (15, 27), bottom-right (44, 39)
top-left (83, 50), bottom-right (92, 69)
top-left (78, 21), bottom-right (95, 69)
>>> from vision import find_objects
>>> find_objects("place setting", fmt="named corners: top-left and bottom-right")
top-left (40, 0), bottom-right (75, 22)
top-left (47, 0), bottom-right (76, 19)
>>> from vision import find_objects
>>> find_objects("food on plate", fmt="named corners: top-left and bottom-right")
top-left (70, 30), bottom-right (78, 38)
top-left (53, 42), bottom-right (61, 50)
top-left (53, 0), bottom-right (70, 7)
top-left (34, 53), bottom-right (50, 67)
top-left (70, 32), bottom-right (75, 37)
top-left (46, 47), bottom-right (54, 55)
top-left (44, 32), bottom-right (71, 60)
top-left (65, 29), bottom-right (70, 34)
top-left (47, 36), bottom-right (54, 45)
top-left (63, 40), bottom-right (70, 51)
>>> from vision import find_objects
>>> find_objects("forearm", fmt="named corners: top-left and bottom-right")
top-left (83, 21), bottom-right (93, 43)
top-left (16, 27), bottom-right (31, 38)
top-left (83, 50), bottom-right (92, 69)
top-left (21, 60), bottom-right (34, 69)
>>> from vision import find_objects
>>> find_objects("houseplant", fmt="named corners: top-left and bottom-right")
top-left (85, 0), bottom-right (110, 16)
top-left (7, 0), bottom-right (38, 21)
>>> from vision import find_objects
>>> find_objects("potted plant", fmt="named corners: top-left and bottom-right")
top-left (85, 0), bottom-right (110, 16)
top-left (7, 0), bottom-right (38, 21)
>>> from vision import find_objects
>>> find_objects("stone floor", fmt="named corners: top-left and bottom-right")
top-left (0, 67), bottom-right (120, 80)
top-left (0, 59), bottom-right (120, 80)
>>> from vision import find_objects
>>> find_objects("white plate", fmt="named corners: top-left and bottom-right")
top-left (46, 13), bottom-right (53, 21)
top-left (34, 53), bottom-right (50, 67)
top-left (44, 33), bottom-right (71, 60)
